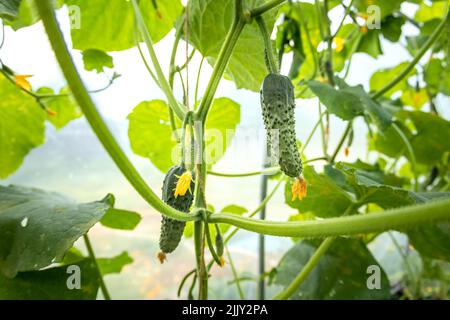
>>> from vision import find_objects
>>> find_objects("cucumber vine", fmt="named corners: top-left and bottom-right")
top-left (32, 0), bottom-right (450, 300)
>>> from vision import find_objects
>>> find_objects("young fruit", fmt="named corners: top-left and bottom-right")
top-left (158, 165), bottom-right (195, 263)
top-left (260, 73), bottom-right (302, 178)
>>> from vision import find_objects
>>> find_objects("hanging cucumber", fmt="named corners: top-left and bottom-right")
top-left (158, 165), bottom-right (195, 263)
top-left (260, 73), bottom-right (303, 178)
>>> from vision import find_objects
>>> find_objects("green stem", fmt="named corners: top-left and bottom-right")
top-left (177, 269), bottom-right (196, 298)
top-left (207, 157), bottom-right (326, 178)
top-left (273, 203), bottom-right (357, 300)
top-left (134, 19), bottom-right (160, 87)
top-left (168, 20), bottom-right (183, 87)
top-left (208, 166), bottom-right (280, 178)
top-left (323, 0), bottom-right (335, 86)
top-left (372, 12), bottom-right (448, 99)
top-left (209, 197), bottom-right (450, 238)
top-left (250, 0), bottom-right (286, 17)
top-left (301, 111), bottom-right (327, 154)
top-left (274, 237), bottom-right (335, 300)
top-left (195, 57), bottom-right (205, 104)
top-left (202, 211), bottom-right (223, 266)
top-left (392, 123), bottom-right (419, 192)
top-left (226, 246), bottom-right (245, 300)
top-left (330, 121), bottom-right (352, 163)
top-left (193, 119), bottom-right (208, 299)
top-left (332, 0), bottom-right (354, 39)
top-left (131, 0), bottom-right (185, 120)
top-left (256, 16), bottom-right (279, 74)
top-left (196, 13), bottom-right (246, 121)
top-left (35, 0), bottom-right (195, 222)
top-left (83, 234), bottom-right (111, 300)
top-left (318, 103), bottom-right (328, 157)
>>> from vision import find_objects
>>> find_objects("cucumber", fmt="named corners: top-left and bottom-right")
top-left (260, 73), bottom-right (303, 178)
top-left (158, 165), bottom-right (195, 262)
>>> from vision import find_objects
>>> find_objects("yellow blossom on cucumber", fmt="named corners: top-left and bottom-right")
top-left (14, 74), bottom-right (33, 91)
top-left (174, 170), bottom-right (194, 198)
top-left (291, 177), bottom-right (307, 202)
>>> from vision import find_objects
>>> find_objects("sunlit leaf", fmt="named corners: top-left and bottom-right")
top-left (66, 0), bottom-right (182, 51)
top-left (187, 0), bottom-right (276, 91)
top-left (0, 73), bottom-right (45, 179)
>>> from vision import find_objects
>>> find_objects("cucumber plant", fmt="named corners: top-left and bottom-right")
top-left (0, 0), bottom-right (449, 301)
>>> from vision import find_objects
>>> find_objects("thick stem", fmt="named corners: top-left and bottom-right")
top-left (209, 197), bottom-right (450, 238)
top-left (250, 0), bottom-right (286, 17)
top-left (196, 18), bottom-right (246, 120)
top-left (193, 121), bottom-right (208, 299)
top-left (35, 0), bottom-right (194, 222)
top-left (83, 234), bottom-right (111, 300)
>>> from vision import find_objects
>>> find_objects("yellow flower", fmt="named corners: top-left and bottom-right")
top-left (291, 177), bottom-right (307, 202)
top-left (333, 37), bottom-right (345, 53)
top-left (174, 171), bottom-right (194, 198)
top-left (344, 147), bottom-right (350, 157)
top-left (360, 25), bottom-right (368, 34)
top-left (14, 74), bottom-right (33, 91)
top-left (219, 256), bottom-right (225, 267)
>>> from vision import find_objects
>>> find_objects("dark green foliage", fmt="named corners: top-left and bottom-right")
top-left (159, 165), bottom-right (195, 254)
top-left (260, 73), bottom-right (302, 178)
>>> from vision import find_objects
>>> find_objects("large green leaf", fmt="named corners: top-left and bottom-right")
top-left (370, 62), bottom-right (416, 98)
top-left (128, 100), bottom-right (179, 173)
top-left (285, 166), bottom-right (353, 218)
top-left (6, 0), bottom-right (64, 30)
top-left (356, 29), bottom-right (383, 58)
top-left (415, 1), bottom-right (448, 22)
top-left (0, 185), bottom-right (113, 278)
top-left (66, 0), bottom-right (182, 51)
top-left (353, 0), bottom-right (403, 19)
top-left (100, 208), bottom-right (141, 231)
top-left (274, 238), bottom-right (390, 299)
top-left (381, 15), bottom-right (406, 42)
top-left (0, 0), bottom-right (21, 20)
top-left (97, 251), bottom-right (134, 276)
top-left (35, 87), bottom-right (82, 129)
top-left (128, 98), bottom-right (240, 173)
top-left (0, 258), bottom-right (101, 299)
top-left (332, 163), bottom-right (425, 209)
top-left (408, 223), bottom-right (450, 262)
top-left (205, 98), bottom-right (240, 168)
top-left (404, 110), bottom-right (450, 166)
top-left (82, 49), bottom-right (114, 73)
top-left (407, 192), bottom-right (450, 262)
top-left (424, 58), bottom-right (450, 96)
top-left (187, 0), bottom-right (276, 92)
top-left (308, 79), bottom-right (391, 128)
top-left (0, 74), bottom-right (45, 179)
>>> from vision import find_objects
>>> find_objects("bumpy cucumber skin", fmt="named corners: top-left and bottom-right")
top-left (159, 165), bottom-right (195, 254)
top-left (260, 73), bottom-right (302, 178)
